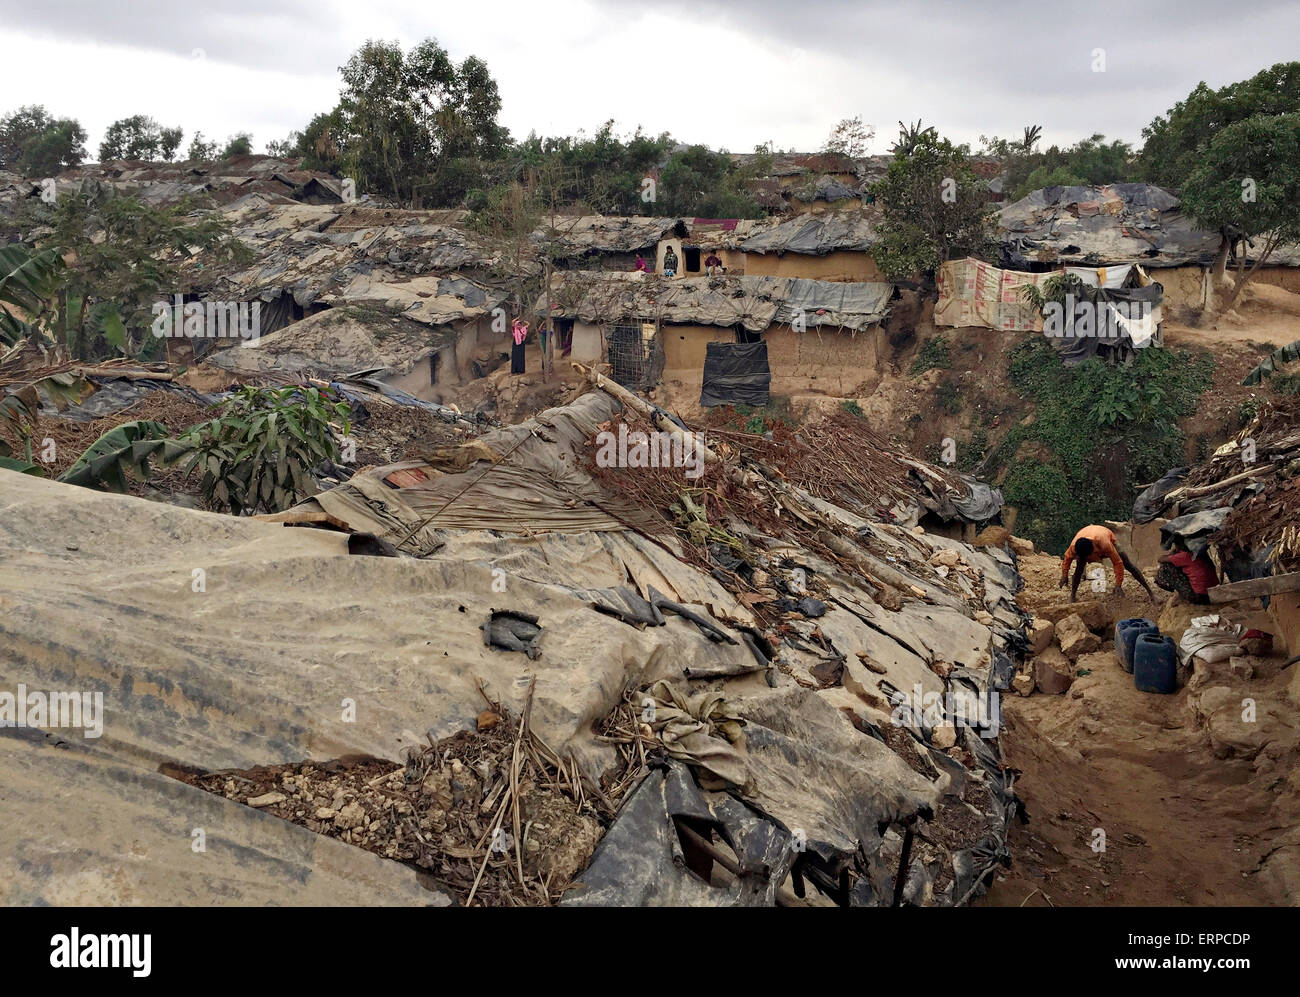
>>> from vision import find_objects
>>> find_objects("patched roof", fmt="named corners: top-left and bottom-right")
top-left (538, 271), bottom-right (893, 331)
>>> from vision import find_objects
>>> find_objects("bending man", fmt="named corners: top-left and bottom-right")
top-left (1059, 524), bottom-right (1154, 602)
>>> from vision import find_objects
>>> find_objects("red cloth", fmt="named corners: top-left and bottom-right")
top-left (1166, 551), bottom-right (1218, 595)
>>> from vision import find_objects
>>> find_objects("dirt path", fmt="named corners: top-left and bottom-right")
top-left (980, 552), bottom-right (1286, 907)
top-left (1165, 282), bottom-right (1300, 351)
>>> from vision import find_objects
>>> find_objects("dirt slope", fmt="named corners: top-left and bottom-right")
top-left (980, 550), bottom-right (1297, 907)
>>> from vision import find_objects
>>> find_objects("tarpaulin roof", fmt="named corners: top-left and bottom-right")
top-left (538, 271), bottom-right (893, 332)
top-left (997, 183), bottom-right (1221, 267)
top-left (0, 154), bottom-right (347, 211)
top-left (535, 214), bottom-right (684, 256)
top-left (205, 307), bottom-right (465, 380)
top-left (191, 198), bottom-right (496, 310)
top-left (740, 209), bottom-right (880, 256)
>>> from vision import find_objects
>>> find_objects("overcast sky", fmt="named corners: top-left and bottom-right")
top-left (2, 0), bottom-right (1297, 160)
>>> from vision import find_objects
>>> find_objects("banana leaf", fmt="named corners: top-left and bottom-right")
top-left (57, 420), bottom-right (192, 492)
top-left (0, 456), bottom-right (47, 476)
top-left (0, 245), bottom-right (64, 345)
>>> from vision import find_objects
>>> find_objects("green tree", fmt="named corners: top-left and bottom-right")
top-left (870, 132), bottom-right (995, 280)
top-left (98, 114), bottom-right (182, 161)
top-left (221, 132), bottom-right (253, 158)
top-left (293, 111), bottom-right (344, 172)
top-left (158, 126), bottom-right (184, 161)
top-left (505, 121), bottom-right (674, 214)
top-left (982, 131), bottom-right (1133, 200)
top-left (889, 119), bottom-right (937, 156)
top-left (658, 144), bottom-right (762, 218)
top-left (325, 38), bottom-right (509, 207)
top-left (187, 130), bottom-right (219, 161)
top-left (1140, 62), bottom-right (1300, 189)
top-left (266, 133), bottom-right (300, 157)
top-left (1180, 112), bottom-right (1300, 313)
top-left (822, 115), bottom-right (872, 158)
top-left (0, 105), bottom-right (87, 175)
top-left (27, 185), bottom-right (245, 358)
top-left (177, 386), bottom-right (352, 515)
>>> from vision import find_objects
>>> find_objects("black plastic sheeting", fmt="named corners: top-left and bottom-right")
top-left (1160, 508), bottom-right (1232, 559)
top-left (40, 378), bottom-right (225, 423)
top-left (1047, 284), bottom-right (1164, 366)
top-left (564, 761), bottom-right (799, 907)
top-left (1132, 467), bottom-right (1188, 524)
top-left (700, 340), bottom-right (771, 408)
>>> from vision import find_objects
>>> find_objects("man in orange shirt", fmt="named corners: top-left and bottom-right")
top-left (1059, 524), bottom-right (1154, 602)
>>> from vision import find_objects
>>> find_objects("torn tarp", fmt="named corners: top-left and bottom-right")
top-left (1047, 284), bottom-right (1164, 364)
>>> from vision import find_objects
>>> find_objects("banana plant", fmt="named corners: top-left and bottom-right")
top-left (0, 245), bottom-right (64, 345)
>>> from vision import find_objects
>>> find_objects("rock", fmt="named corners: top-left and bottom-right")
top-left (973, 525), bottom-right (1010, 547)
top-left (911, 526), bottom-right (926, 535)
top-left (931, 548), bottom-right (960, 567)
top-left (1056, 613), bottom-right (1101, 660)
top-left (1009, 536), bottom-right (1035, 555)
top-left (1028, 617), bottom-right (1055, 654)
top-left (1239, 635), bottom-right (1272, 656)
top-left (1037, 601), bottom-right (1111, 631)
top-left (1228, 657), bottom-right (1255, 681)
top-left (973, 610), bottom-right (995, 626)
top-left (422, 769), bottom-right (453, 810)
top-left (334, 802), bottom-right (366, 830)
top-left (247, 792), bottom-right (286, 808)
top-left (935, 565), bottom-right (950, 578)
top-left (1034, 648), bottom-right (1075, 695)
top-left (751, 569), bottom-right (770, 588)
top-left (1012, 673), bottom-right (1035, 697)
top-left (930, 725), bottom-right (957, 750)
top-left (857, 651), bottom-right (889, 675)
top-left (314, 807), bottom-right (338, 820)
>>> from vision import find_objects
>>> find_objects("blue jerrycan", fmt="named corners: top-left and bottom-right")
top-left (1133, 633), bottom-right (1178, 694)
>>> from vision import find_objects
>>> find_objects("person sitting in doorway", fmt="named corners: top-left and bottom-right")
top-left (1059, 524), bottom-right (1154, 603)
top-left (634, 254), bottom-right (648, 272)
top-left (662, 245), bottom-right (678, 277)
top-left (704, 252), bottom-right (724, 275)
top-left (1155, 547), bottom-right (1218, 605)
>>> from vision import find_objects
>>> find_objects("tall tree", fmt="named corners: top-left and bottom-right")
top-left (327, 38), bottom-right (509, 207)
top-left (98, 114), bottom-right (183, 162)
top-left (1180, 112), bottom-right (1300, 313)
top-left (1140, 62), bottom-right (1300, 189)
top-left (822, 116), bottom-right (873, 158)
top-left (187, 131), bottom-right (219, 161)
top-left (870, 131), bottom-right (995, 280)
top-left (24, 185), bottom-right (245, 358)
top-left (0, 105), bottom-right (87, 175)
top-left (889, 119), bottom-right (938, 157)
